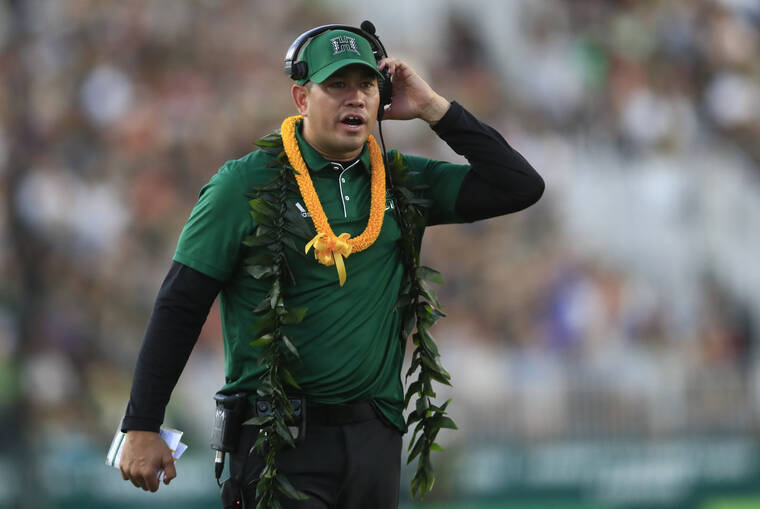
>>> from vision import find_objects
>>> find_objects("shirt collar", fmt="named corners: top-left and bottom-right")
top-left (295, 120), bottom-right (371, 174)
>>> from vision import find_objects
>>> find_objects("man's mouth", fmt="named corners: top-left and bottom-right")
top-left (340, 114), bottom-right (366, 126)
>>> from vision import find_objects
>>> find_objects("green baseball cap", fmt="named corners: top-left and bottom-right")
top-left (296, 29), bottom-right (385, 85)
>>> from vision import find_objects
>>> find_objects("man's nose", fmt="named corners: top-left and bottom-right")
top-left (345, 86), bottom-right (367, 108)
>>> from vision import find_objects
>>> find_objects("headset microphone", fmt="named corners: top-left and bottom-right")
top-left (360, 20), bottom-right (376, 35)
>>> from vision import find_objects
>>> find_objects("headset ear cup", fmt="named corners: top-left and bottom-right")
top-left (291, 61), bottom-right (308, 81)
top-left (377, 72), bottom-right (392, 119)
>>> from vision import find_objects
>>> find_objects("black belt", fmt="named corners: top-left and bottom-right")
top-left (307, 401), bottom-right (376, 425)
top-left (245, 398), bottom-right (377, 427)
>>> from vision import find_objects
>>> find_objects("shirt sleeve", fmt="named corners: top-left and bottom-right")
top-left (173, 161), bottom-right (255, 281)
top-left (121, 262), bottom-right (223, 432)
top-left (402, 152), bottom-right (470, 226)
top-left (399, 101), bottom-right (542, 226)
top-left (432, 101), bottom-right (544, 222)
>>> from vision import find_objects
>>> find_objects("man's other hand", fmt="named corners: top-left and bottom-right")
top-left (377, 57), bottom-right (450, 125)
top-left (119, 430), bottom-right (177, 492)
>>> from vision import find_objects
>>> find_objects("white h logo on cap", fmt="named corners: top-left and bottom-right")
top-left (330, 35), bottom-right (360, 56)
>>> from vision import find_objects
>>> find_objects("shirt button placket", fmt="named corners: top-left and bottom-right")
top-left (336, 166), bottom-right (348, 218)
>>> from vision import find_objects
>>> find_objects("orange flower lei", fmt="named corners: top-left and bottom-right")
top-left (281, 115), bottom-right (386, 286)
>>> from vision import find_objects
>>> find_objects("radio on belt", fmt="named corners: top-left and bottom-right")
top-left (210, 392), bottom-right (247, 482)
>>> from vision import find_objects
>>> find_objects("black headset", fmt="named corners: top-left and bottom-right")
top-left (284, 20), bottom-right (393, 120)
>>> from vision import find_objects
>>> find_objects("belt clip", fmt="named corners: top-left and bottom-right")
top-left (291, 396), bottom-right (307, 445)
top-left (255, 396), bottom-right (306, 445)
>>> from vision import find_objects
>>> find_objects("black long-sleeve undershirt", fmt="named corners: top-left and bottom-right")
top-left (437, 101), bottom-right (544, 221)
top-left (121, 102), bottom-right (543, 432)
top-left (121, 263), bottom-right (222, 432)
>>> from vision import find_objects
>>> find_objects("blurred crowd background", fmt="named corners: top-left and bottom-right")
top-left (1, 0), bottom-right (760, 507)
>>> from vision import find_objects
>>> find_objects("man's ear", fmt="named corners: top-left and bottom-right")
top-left (292, 84), bottom-right (309, 116)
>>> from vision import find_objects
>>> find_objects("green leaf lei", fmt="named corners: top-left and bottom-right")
top-left (387, 151), bottom-right (458, 500)
top-left (243, 131), bottom-right (457, 505)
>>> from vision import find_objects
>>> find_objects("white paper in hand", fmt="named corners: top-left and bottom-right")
top-left (106, 425), bottom-right (188, 481)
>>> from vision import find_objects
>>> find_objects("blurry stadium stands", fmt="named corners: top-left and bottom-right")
top-left (1, 0), bottom-right (759, 507)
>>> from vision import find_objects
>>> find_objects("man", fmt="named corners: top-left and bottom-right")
top-left (119, 25), bottom-right (543, 508)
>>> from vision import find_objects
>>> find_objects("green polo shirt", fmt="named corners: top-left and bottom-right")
top-left (173, 122), bottom-right (469, 431)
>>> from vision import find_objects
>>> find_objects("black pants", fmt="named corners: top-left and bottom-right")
top-left (224, 415), bottom-right (402, 509)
